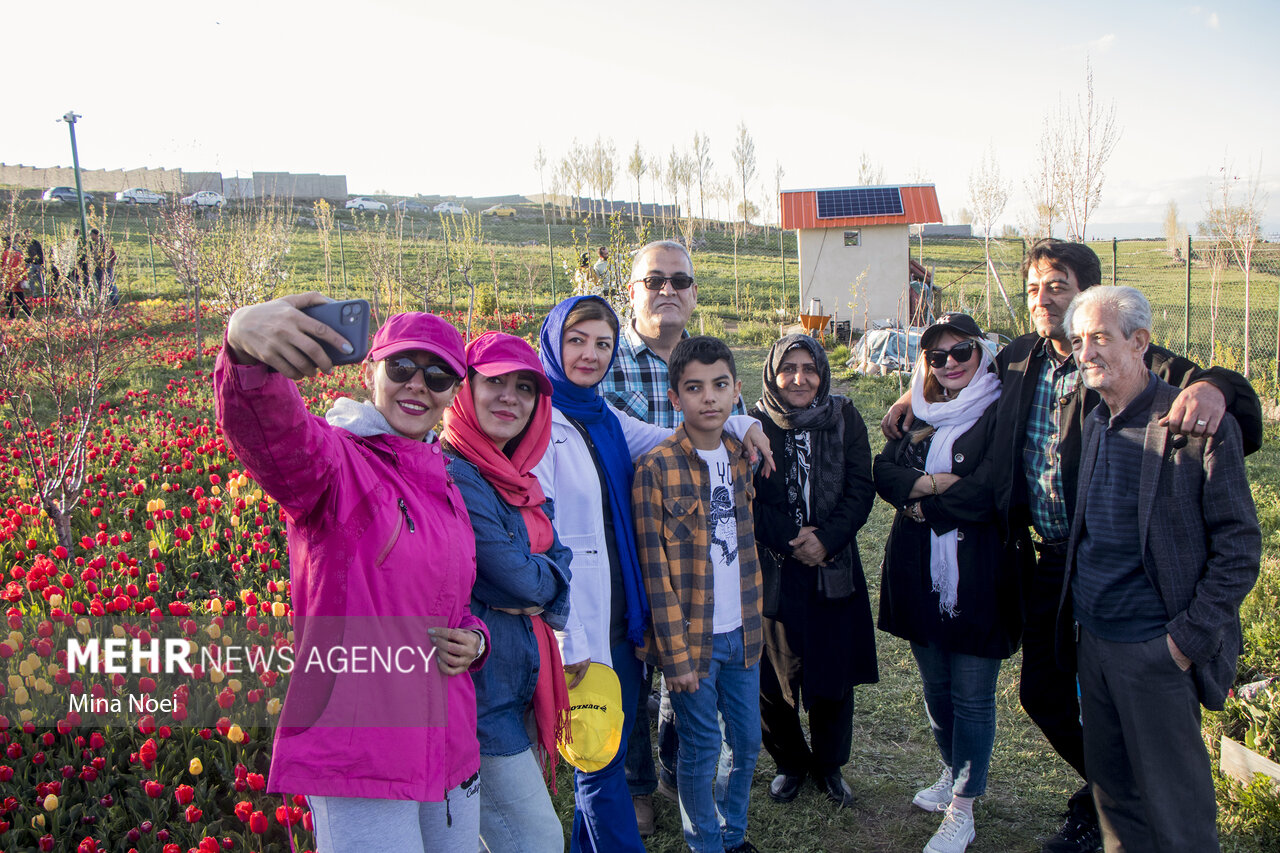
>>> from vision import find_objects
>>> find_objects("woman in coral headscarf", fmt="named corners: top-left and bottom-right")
top-left (440, 332), bottom-right (573, 853)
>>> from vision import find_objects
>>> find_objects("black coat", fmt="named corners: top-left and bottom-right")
top-left (990, 333), bottom-right (1263, 545)
top-left (874, 403), bottom-right (1023, 660)
top-left (751, 398), bottom-right (879, 692)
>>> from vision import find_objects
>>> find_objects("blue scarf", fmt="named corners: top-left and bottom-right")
top-left (539, 296), bottom-right (650, 648)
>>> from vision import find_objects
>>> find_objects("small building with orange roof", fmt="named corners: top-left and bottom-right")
top-left (780, 183), bottom-right (942, 331)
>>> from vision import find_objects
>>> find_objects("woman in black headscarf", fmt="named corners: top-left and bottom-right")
top-left (750, 334), bottom-right (877, 809)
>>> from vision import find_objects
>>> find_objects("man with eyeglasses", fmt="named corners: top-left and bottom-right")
top-left (599, 239), bottom-right (746, 836)
top-left (883, 238), bottom-right (1262, 853)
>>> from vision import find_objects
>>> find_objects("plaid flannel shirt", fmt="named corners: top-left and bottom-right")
top-left (632, 426), bottom-right (762, 679)
top-left (599, 322), bottom-right (745, 428)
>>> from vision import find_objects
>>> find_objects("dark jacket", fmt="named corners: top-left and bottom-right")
top-left (875, 403), bottom-right (1024, 660)
top-left (1057, 380), bottom-right (1260, 711)
top-left (991, 333), bottom-right (1263, 545)
top-left (447, 455), bottom-right (573, 756)
top-left (751, 398), bottom-right (879, 690)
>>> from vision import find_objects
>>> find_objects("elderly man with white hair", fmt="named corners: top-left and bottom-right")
top-left (1056, 285), bottom-right (1260, 853)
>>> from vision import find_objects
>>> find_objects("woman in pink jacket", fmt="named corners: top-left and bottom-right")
top-left (215, 293), bottom-right (488, 853)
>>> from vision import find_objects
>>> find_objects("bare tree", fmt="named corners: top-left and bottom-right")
top-left (774, 162), bottom-right (786, 228)
top-left (534, 144), bottom-right (549, 224)
top-left (1200, 155), bottom-right (1267, 375)
top-left (566, 140), bottom-right (589, 220)
top-left (627, 142), bottom-right (646, 224)
top-left (592, 136), bottom-right (617, 222)
top-left (692, 132), bottom-right (713, 222)
top-left (732, 122), bottom-right (757, 226)
top-left (856, 152), bottom-right (883, 186)
top-left (968, 145), bottom-right (1016, 325)
top-left (649, 157), bottom-right (664, 228)
top-left (1055, 59), bottom-right (1121, 242)
top-left (0, 215), bottom-right (138, 550)
top-left (1163, 200), bottom-right (1186, 260)
top-left (1026, 112), bottom-right (1063, 241)
top-left (666, 147), bottom-right (683, 229)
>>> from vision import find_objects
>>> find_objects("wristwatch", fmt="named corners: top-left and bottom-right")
top-left (471, 630), bottom-right (486, 663)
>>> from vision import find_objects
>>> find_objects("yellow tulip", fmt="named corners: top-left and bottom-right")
top-left (42, 794), bottom-right (58, 811)
top-left (48, 594), bottom-right (62, 608)
top-left (31, 814), bottom-right (45, 829)
top-left (267, 698), bottom-right (282, 716)
top-left (14, 687), bottom-right (29, 705)
top-left (272, 602), bottom-right (286, 618)
top-left (76, 618), bottom-right (92, 635)
top-left (209, 599), bottom-right (223, 615)
top-left (189, 757), bottom-right (204, 775)
top-left (227, 724), bottom-right (245, 743)
top-left (228, 678), bottom-right (242, 693)
top-left (209, 666), bottom-right (224, 684)
top-left (206, 623), bottom-right (222, 640)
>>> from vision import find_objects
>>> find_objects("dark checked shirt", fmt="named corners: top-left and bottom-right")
top-left (1074, 374), bottom-right (1168, 642)
top-left (1023, 339), bottom-right (1081, 542)
top-left (632, 427), bottom-right (762, 679)
top-left (599, 322), bottom-right (745, 428)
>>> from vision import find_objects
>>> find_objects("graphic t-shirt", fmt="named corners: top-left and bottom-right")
top-left (696, 443), bottom-right (743, 633)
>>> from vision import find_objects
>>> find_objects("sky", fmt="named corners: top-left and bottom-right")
top-left (5, 0), bottom-right (1278, 238)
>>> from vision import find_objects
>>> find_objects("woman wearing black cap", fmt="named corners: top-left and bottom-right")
top-left (874, 313), bottom-right (1018, 853)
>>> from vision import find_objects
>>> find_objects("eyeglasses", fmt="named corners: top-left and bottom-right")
top-left (634, 274), bottom-right (695, 291)
top-left (924, 341), bottom-right (979, 369)
top-left (383, 357), bottom-right (460, 392)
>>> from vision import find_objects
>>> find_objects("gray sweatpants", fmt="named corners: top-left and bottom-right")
top-left (309, 774), bottom-right (481, 853)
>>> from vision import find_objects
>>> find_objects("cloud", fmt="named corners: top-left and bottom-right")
top-left (1188, 6), bottom-right (1220, 28)
top-left (1089, 33), bottom-right (1117, 51)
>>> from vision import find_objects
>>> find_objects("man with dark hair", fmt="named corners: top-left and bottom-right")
top-left (1059, 286), bottom-right (1258, 852)
top-left (884, 238), bottom-right (1262, 853)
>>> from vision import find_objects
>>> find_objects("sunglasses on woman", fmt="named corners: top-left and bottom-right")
top-left (383, 357), bottom-right (460, 392)
top-left (924, 341), bottom-right (978, 369)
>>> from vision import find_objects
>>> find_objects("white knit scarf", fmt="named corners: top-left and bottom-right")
top-left (909, 346), bottom-right (1001, 616)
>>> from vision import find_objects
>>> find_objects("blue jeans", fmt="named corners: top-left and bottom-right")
top-left (571, 642), bottom-right (647, 853)
top-left (479, 748), bottom-right (563, 853)
top-left (668, 628), bottom-right (761, 853)
top-left (910, 641), bottom-right (1002, 799)
top-left (625, 666), bottom-right (680, 794)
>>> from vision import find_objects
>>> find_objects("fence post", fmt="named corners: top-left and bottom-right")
top-left (1112, 238), bottom-right (1117, 285)
top-left (547, 223), bottom-right (556, 305)
top-left (338, 224), bottom-right (349, 295)
top-left (1184, 235), bottom-right (1192, 357)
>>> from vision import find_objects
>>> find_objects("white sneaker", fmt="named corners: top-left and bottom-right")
top-left (912, 766), bottom-right (954, 812)
top-left (923, 805), bottom-right (975, 853)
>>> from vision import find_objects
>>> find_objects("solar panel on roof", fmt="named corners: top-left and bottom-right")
top-left (816, 187), bottom-right (904, 219)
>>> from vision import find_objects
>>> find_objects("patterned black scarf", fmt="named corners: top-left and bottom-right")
top-left (758, 335), bottom-right (853, 598)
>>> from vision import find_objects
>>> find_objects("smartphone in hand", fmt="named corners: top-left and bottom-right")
top-left (300, 299), bottom-right (370, 365)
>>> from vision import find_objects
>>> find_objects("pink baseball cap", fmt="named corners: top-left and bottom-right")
top-left (369, 313), bottom-right (466, 377)
top-left (466, 332), bottom-right (552, 396)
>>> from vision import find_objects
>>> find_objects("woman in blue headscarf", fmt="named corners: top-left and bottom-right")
top-left (532, 295), bottom-right (769, 853)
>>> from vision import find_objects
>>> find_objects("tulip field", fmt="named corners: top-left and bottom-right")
top-left (0, 299), bottom-right (379, 853)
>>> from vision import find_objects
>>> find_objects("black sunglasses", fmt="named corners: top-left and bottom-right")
top-left (924, 341), bottom-right (979, 369)
top-left (635, 274), bottom-right (695, 291)
top-left (383, 357), bottom-right (460, 392)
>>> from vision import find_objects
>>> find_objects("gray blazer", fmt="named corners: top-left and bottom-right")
top-left (1058, 377), bottom-right (1261, 710)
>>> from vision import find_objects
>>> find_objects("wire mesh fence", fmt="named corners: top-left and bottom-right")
top-left (11, 199), bottom-right (1280, 394)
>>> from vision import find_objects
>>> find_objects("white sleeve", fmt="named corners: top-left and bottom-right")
top-left (617, 409), bottom-right (674, 461)
top-left (725, 414), bottom-right (756, 442)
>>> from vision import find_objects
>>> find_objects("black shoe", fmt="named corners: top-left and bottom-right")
top-left (767, 773), bottom-right (804, 803)
top-left (1042, 812), bottom-right (1102, 853)
top-left (726, 842), bottom-right (759, 853)
top-left (815, 770), bottom-right (855, 808)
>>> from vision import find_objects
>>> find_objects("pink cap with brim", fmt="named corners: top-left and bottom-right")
top-left (369, 313), bottom-right (466, 377)
top-left (466, 331), bottom-right (552, 396)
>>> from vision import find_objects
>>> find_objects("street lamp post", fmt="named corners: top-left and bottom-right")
top-left (60, 111), bottom-right (91, 257)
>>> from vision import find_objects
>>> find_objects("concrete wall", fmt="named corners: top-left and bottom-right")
top-left (796, 223), bottom-right (910, 326)
top-left (0, 163), bottom-right (185, 193)
top-left (0, 163), bottom-right (347, 200)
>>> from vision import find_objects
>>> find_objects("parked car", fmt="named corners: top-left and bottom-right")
top-left (433, 201), bottom-right (468, 215)
top-left (116, 187), bottom-right (165, 205)
top-left (345, 197), bottom-right (388, 212)
top-left (43, 186), bottom-right (95, 204)
top-left (180, 191), bottom-right (225, 208)
top-left (394, 199), bottom-right (432, 213)
top-left (481, 204), bottom-right (517, 218)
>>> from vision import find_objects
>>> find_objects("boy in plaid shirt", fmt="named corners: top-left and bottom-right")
top-left (633, 336), bottom-right (763, 853)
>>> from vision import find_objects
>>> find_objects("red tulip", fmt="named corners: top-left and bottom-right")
top-left (246, 772), bottom-right (265, 791)
top-left (174, 784), bottom-right (194, 805)
top-left (143, 780), bottom-right (164, 798)
top-left (185, 804), bottom-right (203, 823)
top-left (138, 738), bottom-right (156, 769)
top-left (248, 810), bottom-right (268, 834)
top-left (234, 800), bottom-right (253, 822)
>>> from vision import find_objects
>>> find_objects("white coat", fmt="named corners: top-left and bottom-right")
top-left (532, 407), bottom-right (756, 668)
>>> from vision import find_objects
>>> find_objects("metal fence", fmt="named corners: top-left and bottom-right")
top-left (927, 237), bottom-right (1280, 387)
